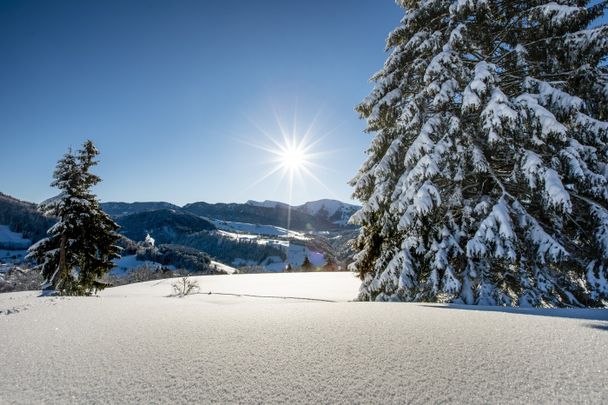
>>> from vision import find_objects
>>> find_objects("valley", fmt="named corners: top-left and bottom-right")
top-left (0, 192), bottom-right (359, 291)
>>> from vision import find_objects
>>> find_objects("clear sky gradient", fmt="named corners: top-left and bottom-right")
top-left (0, 0), bottom-right (402, 205)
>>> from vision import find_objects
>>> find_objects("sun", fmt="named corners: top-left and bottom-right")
top-left (241, 107), bottom-right (340, 224)
top-left (279, 140), bottom-right (308, 172)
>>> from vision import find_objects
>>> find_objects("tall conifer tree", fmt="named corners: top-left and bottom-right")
top-left (28, 140), bottom-right (120, 295)
top-left (350, 1), bottom-right (608, 306)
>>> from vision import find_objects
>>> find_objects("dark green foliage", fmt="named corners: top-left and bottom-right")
top-left (136, 244), bottom-right (219, 274)
top-left (116, 209), bottom-right (216, 242)
top-left (27, 140), bottom-right (120, 295)
top-left (115, 235), bottom-right (140, 256)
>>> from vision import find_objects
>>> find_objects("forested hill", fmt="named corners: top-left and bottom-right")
top-left (100, 201), bottom-right (181, 218)
top-left (115, 209), bottom-right (216, 243)
top-left (181, 202), bottom-right (338, 231)
top-left (0, 193), bottom-right (54, 242)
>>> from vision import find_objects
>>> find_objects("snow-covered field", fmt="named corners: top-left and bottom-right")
top-left (1, 272), bottom-right (607, 404)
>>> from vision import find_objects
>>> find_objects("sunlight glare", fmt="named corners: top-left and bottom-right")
top-left (279, 140), bottom-right (307, 172)
top-left (242, 107), bottom-right (341, 226)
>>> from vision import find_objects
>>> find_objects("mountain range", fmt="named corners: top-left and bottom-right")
top-left (101, 199), bottom-right (359, 232)
top-left (0, 193), bottom-right (360, 274)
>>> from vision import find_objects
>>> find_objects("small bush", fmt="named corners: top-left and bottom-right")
top-left (171, 277), bottom-right (199, 297)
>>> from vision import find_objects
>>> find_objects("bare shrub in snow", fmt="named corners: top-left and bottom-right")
top-left (171, 277), bottom-right (199, 297)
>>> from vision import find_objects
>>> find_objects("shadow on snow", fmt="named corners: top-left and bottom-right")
top-left (418, 304), bottom-right (608, 322)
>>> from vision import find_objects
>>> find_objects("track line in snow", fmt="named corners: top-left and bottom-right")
top-left (197, 291), bottom-right (338, 303)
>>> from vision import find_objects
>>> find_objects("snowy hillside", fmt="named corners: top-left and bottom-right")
top-left (210, 260), bottom-right (237, 275)
top-left (0, 192), bottom-right (354, 278)
top-left (0, 225), bottom-right (31, 266)
top-left (209, 218), bottom-right (308, 239)
top-left (0, 225), bottom-right (31, 248)
top-left (296, 199), bottom-right (358, 217)
top-left (245, 200), bottom-right (287, 209)
top-left (110, 255), bottom-right (168, 276)
top-left (0, 272), bottom-right (606, 404)
top-left (218, 229), bottom-right (326, 271)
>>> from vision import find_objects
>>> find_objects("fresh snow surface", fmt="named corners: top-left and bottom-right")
top-left (0, 225), bottom-right (31, 248)
top-left (0, 272), bottom-right (606, 404)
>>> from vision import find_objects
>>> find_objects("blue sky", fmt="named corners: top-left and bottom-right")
top-left (0, 0), bottom-right (402, 205)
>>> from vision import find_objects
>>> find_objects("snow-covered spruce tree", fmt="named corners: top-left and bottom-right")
top-left (27, 141), bottom-right (120, 295)
top-left (350, 0), bottom-right (608, 307)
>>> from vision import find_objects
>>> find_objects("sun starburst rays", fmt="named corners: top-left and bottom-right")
top-left (240, 109), bottom-right (340, 230)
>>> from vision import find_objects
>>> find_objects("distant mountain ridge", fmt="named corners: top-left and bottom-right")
top-left (100, 202), bottom-right (181, 218)
top-left (245, 200), bottom-right (287, 209)
top-left (295, 199), bottom-right (359, 226)
top-left (1, 192), bottom-right (359, 273)
top-left (101, 198), bottom-right (360, 231)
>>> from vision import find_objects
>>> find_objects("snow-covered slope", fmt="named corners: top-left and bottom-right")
top-left (0, 225), bottom-right (32, 265)
top-left (296, 199), bottom-right (360, 226)
top-left (297, 199), bottom-right (358, 217)
top-left (0, 272), bottom-right (606, 404)
top-left (210, 218), bottom-right (308, 239)
top-left (210, 260), bottom-right (237, 275)
top-left (0, 225), bottom-right (31, 248)
top-left (245, 200), bottom-right (287, 209)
